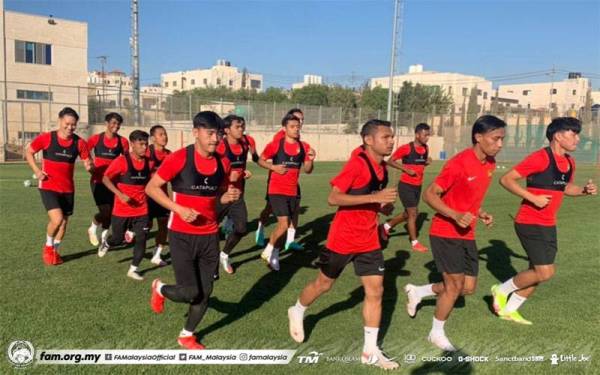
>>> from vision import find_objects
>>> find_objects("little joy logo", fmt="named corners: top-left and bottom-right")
top-left (298, 351), bottom-right (323, 364)
top-left (550, 354), bottom-right (559, 366)
top-left (7, 340), bottom-right (35, 368)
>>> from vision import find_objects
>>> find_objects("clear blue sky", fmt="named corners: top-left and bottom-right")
top-left (5, 0), bottom-right (600, 88)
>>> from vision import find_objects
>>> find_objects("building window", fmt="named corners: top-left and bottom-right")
top-left (17, 89), bottom-right (52, 101)
top-left (572, 89), bottom-right (576, 95)
top-left (462, 87), bottom-right (468, 96)
top-left (172, 81), bottom-right (177, 87)
top-left (477, 89), bottom-right (482, 96)
top-left (551, 88), bottom-right (557, 94)
top-left (522, 90), bottom-right (529, 96)
top-left (250, 79), bottom-right (261, 89)
top-left (217, 78), bottom-right (221, 85)
top-left (483, 92), bottom-right (488, 99)
top-left (15, 40), bottom-right (52, 65)
top-left (18, 131), bottom-right (40, 142)
top-left (164, 82), bottom-right (169, 87)
top-left (448, 87), bottom-right (453, 95)
top-left (229, 80), bottom-right (233, 86)
top-left (203, 78), bottom-right (208, 85)
top-left (191, 79), bottom-right (195, 85)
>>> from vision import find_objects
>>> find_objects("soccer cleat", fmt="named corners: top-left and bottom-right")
top-left (43, 245), bottom-right (63, 265)
top-left (177, 335), bottom-right (206, 350)
top-left (51, 249), bottom-right (64, 265)
top-left (150, 278), bottom-right (165, 314)
top-left (498, 309), bottom-right (532, 325)
top-left (287, 307), bottom-right (305, 343)
top-left (220, 254), bottom-right (234, 274)
top-left (404, 284), bottom-right (421, 318)
top-left (411, 242), bottom-right (428, 253)
top-left (491, 284), bottom-right (508, 314)
top-left (101, 229), bottom-right (109, 243)
top-left (97, 240), bottom-right (109, 258)
top-left (269, 249), bottom-right (280, 271)
top-left (124, 230), bottom-right (135, 244)
top-left (150, 255), bottom-right (167, 267)
top-left (285, 241), bottom-right (304, 251)
top-left (361, 348), bottom-right (399, 370)
top-left (127, 269), bottom-right (144, 281)
top-left (428, 333), bottom-right (457, 352)
top-left (255, 229), bottom-right (266, 247)
top-left (87, 226), bottom-right (99, 246)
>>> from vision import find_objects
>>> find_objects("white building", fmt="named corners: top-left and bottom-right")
top-left (292, 74), bottom-right (323, 90)
top-left (370, 64), bottom-right (493, 112)
top-left (161, 60), bottom-right (263, 94)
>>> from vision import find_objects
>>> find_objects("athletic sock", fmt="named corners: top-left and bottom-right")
top-left (383, 222), bottom-right (392, 231)
top-left (89, 222), bottom-right (98, 232)
top-left (504, 293), bottom-right (527, 313)
top-left (179, 329), bottom-right (194, 337)
top-left (499, 278), bottom-right (519, 295)
top-left (156, 280), bottom-right (165, 297)
top-left (416, 284), bottom-right (436, 298)
top-left (53, 241), bottom-right (61, 250)
top-left (292, 300), bottom-right (307, 318)
top-left (257, 221), bottom-right (263, 232)
top-left (263, 243), bottom-right (274, 258)
top-left (46, 235), bottom-right (54, 247)
top-left (129, 265), bottom-right (138, 273)
top-left (220, 251), bottom-right (228, 260)
top-left (154, 245), bottom-right (163, 257)
top-left (286, 228), bottom-right (296, 245)
top-left (431, 317), bottom-right (446, 336)
top-left (363, 327), bottom-right (379, 353)
top-left (411, 239), bottom-right (419, 246)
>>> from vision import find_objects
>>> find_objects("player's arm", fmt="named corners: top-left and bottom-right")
top-left (386, 159), bottom-right (416, 176)
top-left (25, 145), bottom-right (47, 180)
top-left (102, 175), bottom-right (130, 204)
top-left (327, 186), bottom-right (396, 207)
top-left (423, 182), bottom-right (473, 228)
top-left (499, 169), bottom-right (552, 208)
top-left (565, 180), bottom-right (597, 197)
top-left (303, 146), bottom-right (315, 174)
top-left (259, 155), bottom-right (287, 175)
top-left (145, 173), bottom-right (198, 222)
top-left (78, 140), bottom-right (93, 173)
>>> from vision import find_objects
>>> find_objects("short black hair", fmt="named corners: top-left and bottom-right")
top-left (282, 113), bottom-right (301, 127)
top-left (105, 112), bottom-right (123, 124)
top-left (471, 115), bottom-right (506, 145)
top-left (223, 114), bottom-right (242, 129)
top-left (360, 119), bottom-right (391, 139)
top-left (149, 124), bottom-right (165, 136)
top-left (286, 108), bottom-right (303, 116)
top-left (546, 117), bottom-right (582, 142)
top-left (58, 107), bottom-right (79, 121)
top-left (415, 123), bottom-right (430, 133)
top-left (193, 111), bottom-right (223, 130)
top-left (129, 130), bottom-right (149, 143)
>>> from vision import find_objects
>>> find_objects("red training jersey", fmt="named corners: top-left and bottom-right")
top-left (261, 138), bottom-right (311, 197)
top-left (391, 142), bottom-right (429, 186)
top-left (104, 154), bottom-right (153, 217)
top-left (88, 133), bottom-right (129, 184)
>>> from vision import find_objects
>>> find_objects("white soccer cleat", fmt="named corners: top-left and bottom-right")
top-left (287, 307), bottom-right (305, 343)
top-left (127, 269), bottom-right (144, 281)
top-left (87, 226), bottom-right (99, 247)
top-left (97, 240), bottom-right (109, 258)
top-left (361, 347), bottom-right (399, 370)
top-left (428, 333), bottom-right (457, 352)
top-left (404, 284), bottom-right (422, 318)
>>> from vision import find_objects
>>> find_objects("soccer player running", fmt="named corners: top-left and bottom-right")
top-left (215, 115), bottom-right (257, 274)
top-left (255, 108), bottom-right (306, 251)
top-left (258, 113), bottom-right (315, 271)
top-left (26, 107), bottom-right (92, 265)
top-left (146, 125), bottom-right (172, 266)
top-left (98, 130), bottom-right (153, 280)
top-left (404, 115), bottom-right (506, 351)
top-left (491, 117), bottom-right (597, 324)
top-left (382, 122), bottom-right (432, 252)
top-left (146, 111), bottom-right (241, 349)
top-left (287, 119), bottom-right (399, 370)
top-left (87, 113), bottom-right (129, 246)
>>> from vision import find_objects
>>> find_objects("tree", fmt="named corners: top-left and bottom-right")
top-left (291, 84), bottom-right (329, 106)
top-left (259, 87), bottom-right (289, 103)
top-left (359, 86), bottom-right (388, 111)
top-left (466, 86), bottom-right (480, 125)
top-left (396, 81), bottom-right (453, 114)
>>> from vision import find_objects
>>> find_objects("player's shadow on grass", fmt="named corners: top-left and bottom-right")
top-left (410, 349), bottom-right (474, 374)
top-left (478, 239), bottom-right (528, 315)
top-left (388, 212), bottom-right (429, 238)
top-left (302, 250), bottom-right (411, 343)
top-left (415, 261), bottom-right (466, 313)
top-left (196, 213), bottom-right (333, 339)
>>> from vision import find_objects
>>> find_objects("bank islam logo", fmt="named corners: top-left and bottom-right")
top-left (298, 351), bottom-right (323, 364)
top-left (7, 340), bottom-right (34, 368)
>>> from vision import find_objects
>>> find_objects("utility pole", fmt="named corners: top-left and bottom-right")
top-left (96, 56), bottom-right (108, 114)
top-left (386, 0), bottom-right (404, 121)
top-left (131, 0), bottom-right (140, 126)
top-left (549, 65), bottom-right (556, 113)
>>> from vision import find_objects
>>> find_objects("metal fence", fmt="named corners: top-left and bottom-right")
top-left (1, 80), bottom-right (599, 163)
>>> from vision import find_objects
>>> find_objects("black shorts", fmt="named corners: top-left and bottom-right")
top-left (217, 198), bottom-right (248, 234)
top-left (39, 189), bottom-right (74, 216)
top-left (169, 230), bottom-right (220, 284)
top-left (268, 194), bottom-right (300, 218)
top-left (91, 182), bottom-right (114, 206)
top-left (515, 223), bottom-right (557, 266)
top-left (398, 181), bottom-right (422, 209)
top-left (317, 248), bottom-right (385, 279)
top-left (430, 235), bottom-right (479, 276)
top-left (148, 198), bottom-right (170, 219)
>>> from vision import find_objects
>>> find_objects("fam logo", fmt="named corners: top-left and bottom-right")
top-left (7, 340), bottom-right (34, 368)
top-left (298, 351), bottom-right (323, 364)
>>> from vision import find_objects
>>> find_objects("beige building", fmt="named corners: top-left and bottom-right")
top-left (161, 59), bottom-right (263, 94)
top-left (1, 1), bottom-right (87, 160)
top-left (498, 74), bottom-right (590, 112)
top-left (292, 74), bottom-right (323, 90)
top-left (370, 64), bottom-right (493, 113)
top-left (590, 90), bottom-right (600, 105)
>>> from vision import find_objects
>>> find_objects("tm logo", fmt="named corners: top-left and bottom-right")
top-left (298, 351), bottom-right (323, 364)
